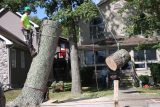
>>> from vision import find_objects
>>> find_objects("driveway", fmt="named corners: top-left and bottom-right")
top-left (41, 87), bottom-right (160, 107)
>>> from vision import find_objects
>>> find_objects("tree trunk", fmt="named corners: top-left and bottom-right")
top-left (10, 20), bottom-right (61, 107)
top-left (105, 49), bottom-right (131, 71)
top-left (69, 20), bottom-right (81, 95)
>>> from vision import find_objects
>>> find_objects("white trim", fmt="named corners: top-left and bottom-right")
top-left (0, 34), bottom-right (13, 45)
top-left (7, 47), bottom-right (11, 87)
top-left (16, 12), bottom-right (39, 28)
top-left (0, 8), bottom-right (5, 13)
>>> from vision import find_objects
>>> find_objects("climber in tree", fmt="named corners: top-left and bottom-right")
top-left (21, 6), bottom-right (37, 57)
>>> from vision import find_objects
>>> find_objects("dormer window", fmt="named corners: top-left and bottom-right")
top-left (90, 17), bottom-right (105, 39)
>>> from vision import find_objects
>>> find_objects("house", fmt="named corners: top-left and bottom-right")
top-left (78, 0), bottom-right (160, 81)
top-left (0, 8), bottom-right (40, 88)
top-left (0, 8), bottom-right (71, 88)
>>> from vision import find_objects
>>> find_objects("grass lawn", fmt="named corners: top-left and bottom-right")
top-left (50, 87), bottom-right (113, 101)
top-left (4, 87), bottom-right (113, 102)
top-left (137, 87), bottom-right (160, 95)
top-left (4, 89), bottom-right (22, 102)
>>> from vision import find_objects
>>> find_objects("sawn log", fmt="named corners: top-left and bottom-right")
top-left (105, 49), bottom-right (131, 71)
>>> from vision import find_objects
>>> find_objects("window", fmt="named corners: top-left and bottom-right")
top-left (84, 51), bottom-right (94, 65)
top-left (134, 50), bottom-right (145, 61)
top-left (21, 51), bottom-right (25, 68)
top-left (11, 49), bottom-right (16, 68)
top-left (134, 49), bottom-right (157, 69)
top-left (95, 50), bottom-right (106, 64)
top-left (90, 17), bottom-right (105, 39)
top-left (146, 49), bottom-right (157, 60)
top-left (134, 49), bottom-right (157, 61)
top-left (135, 63), bottom-right (145, 68)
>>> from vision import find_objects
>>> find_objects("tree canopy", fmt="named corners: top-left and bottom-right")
top-left (119, 0), bottom-right (160, 37)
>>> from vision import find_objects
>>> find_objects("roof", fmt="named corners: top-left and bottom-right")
top-left (78, 36), bottom-right (160, 49)
top-left (122, 36), bottom-right (159, 46)
top-left (0, 8), bottom-right (39, 47)
top-left (0, 8), bottom-right (39, 28)
top-left (0, 25), bottom-right (27, 47)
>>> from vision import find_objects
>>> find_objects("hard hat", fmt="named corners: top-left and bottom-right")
top-left (24, 6), bottom-right (31, 12)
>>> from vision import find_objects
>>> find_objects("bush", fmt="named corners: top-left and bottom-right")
top-left (139, 75), bottom-right (149, 85)
top-left (80, 67), bottom-right (94, 86)
top-left (149, 63), bottom-right (160, 85)
top-left (50, 81), bottom-right (64, 92)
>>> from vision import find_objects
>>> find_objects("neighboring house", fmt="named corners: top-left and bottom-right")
top-left (0, 8), bottom-right (70, 88)
top-left (0, 8), bottom-right (39, 88)
top-left (78, 0), bottom-right (160, 79)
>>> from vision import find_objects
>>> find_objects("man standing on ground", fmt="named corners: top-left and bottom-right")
top-left (21, 6), bottom-right (37, 57)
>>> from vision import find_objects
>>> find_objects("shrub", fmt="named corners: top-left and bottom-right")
top-left (50, 81), bottom-right (64, 92)
top-left (139, 75), bottom-right (149, 86)
top-left (80, 67), bottom-right (94, 86)
top-left (149, 63), bottom-right (160, 85)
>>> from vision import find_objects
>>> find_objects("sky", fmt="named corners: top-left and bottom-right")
top-left (31, 0), bottom-right (100, 19)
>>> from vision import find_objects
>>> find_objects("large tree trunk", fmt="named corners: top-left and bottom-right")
top-left (69, 20), bottom-right (81, 95)
top-left (10, 20), bottom-right (61, 107)
top-left (105, 49), bottom-right (131, 71)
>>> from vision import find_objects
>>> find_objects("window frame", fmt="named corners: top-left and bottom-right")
top-left (90, 17), bottom-right (105, 40)
top-left (11, 49), bottom-right (16, 68)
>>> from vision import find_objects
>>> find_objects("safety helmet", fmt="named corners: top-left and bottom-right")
top-left (24, 6), bottom-right (31, 12)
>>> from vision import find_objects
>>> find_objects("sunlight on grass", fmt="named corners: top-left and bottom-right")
top-left (4, 89), bottom-right (21, 102)
top-left (49, 87), bottom-right (113, 101)
top-left (4, 85), bottom-right (113, 102)
top-left (137, 87), bottom-right (160, 96)
top-left (137, 87), bottom-right (160, 93)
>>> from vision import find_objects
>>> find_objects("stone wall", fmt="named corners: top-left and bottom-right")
top-left (100, 0), bottom-right (135, 37)
top-left (0, 40), bottom-right (9, 86)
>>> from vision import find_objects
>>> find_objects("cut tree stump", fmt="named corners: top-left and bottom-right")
top-left (105, 49), bottom-right (131, 71)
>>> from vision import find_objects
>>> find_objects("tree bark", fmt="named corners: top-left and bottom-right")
top-left (10, 20), bottom-right (61, 107)
top-left (69, 20), bottom-right (82, 95)
top-left (105, 49), bottom-right (131, 71)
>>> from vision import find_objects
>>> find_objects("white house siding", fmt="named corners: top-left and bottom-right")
top-left (0, 40), bottom-right (9, 85)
